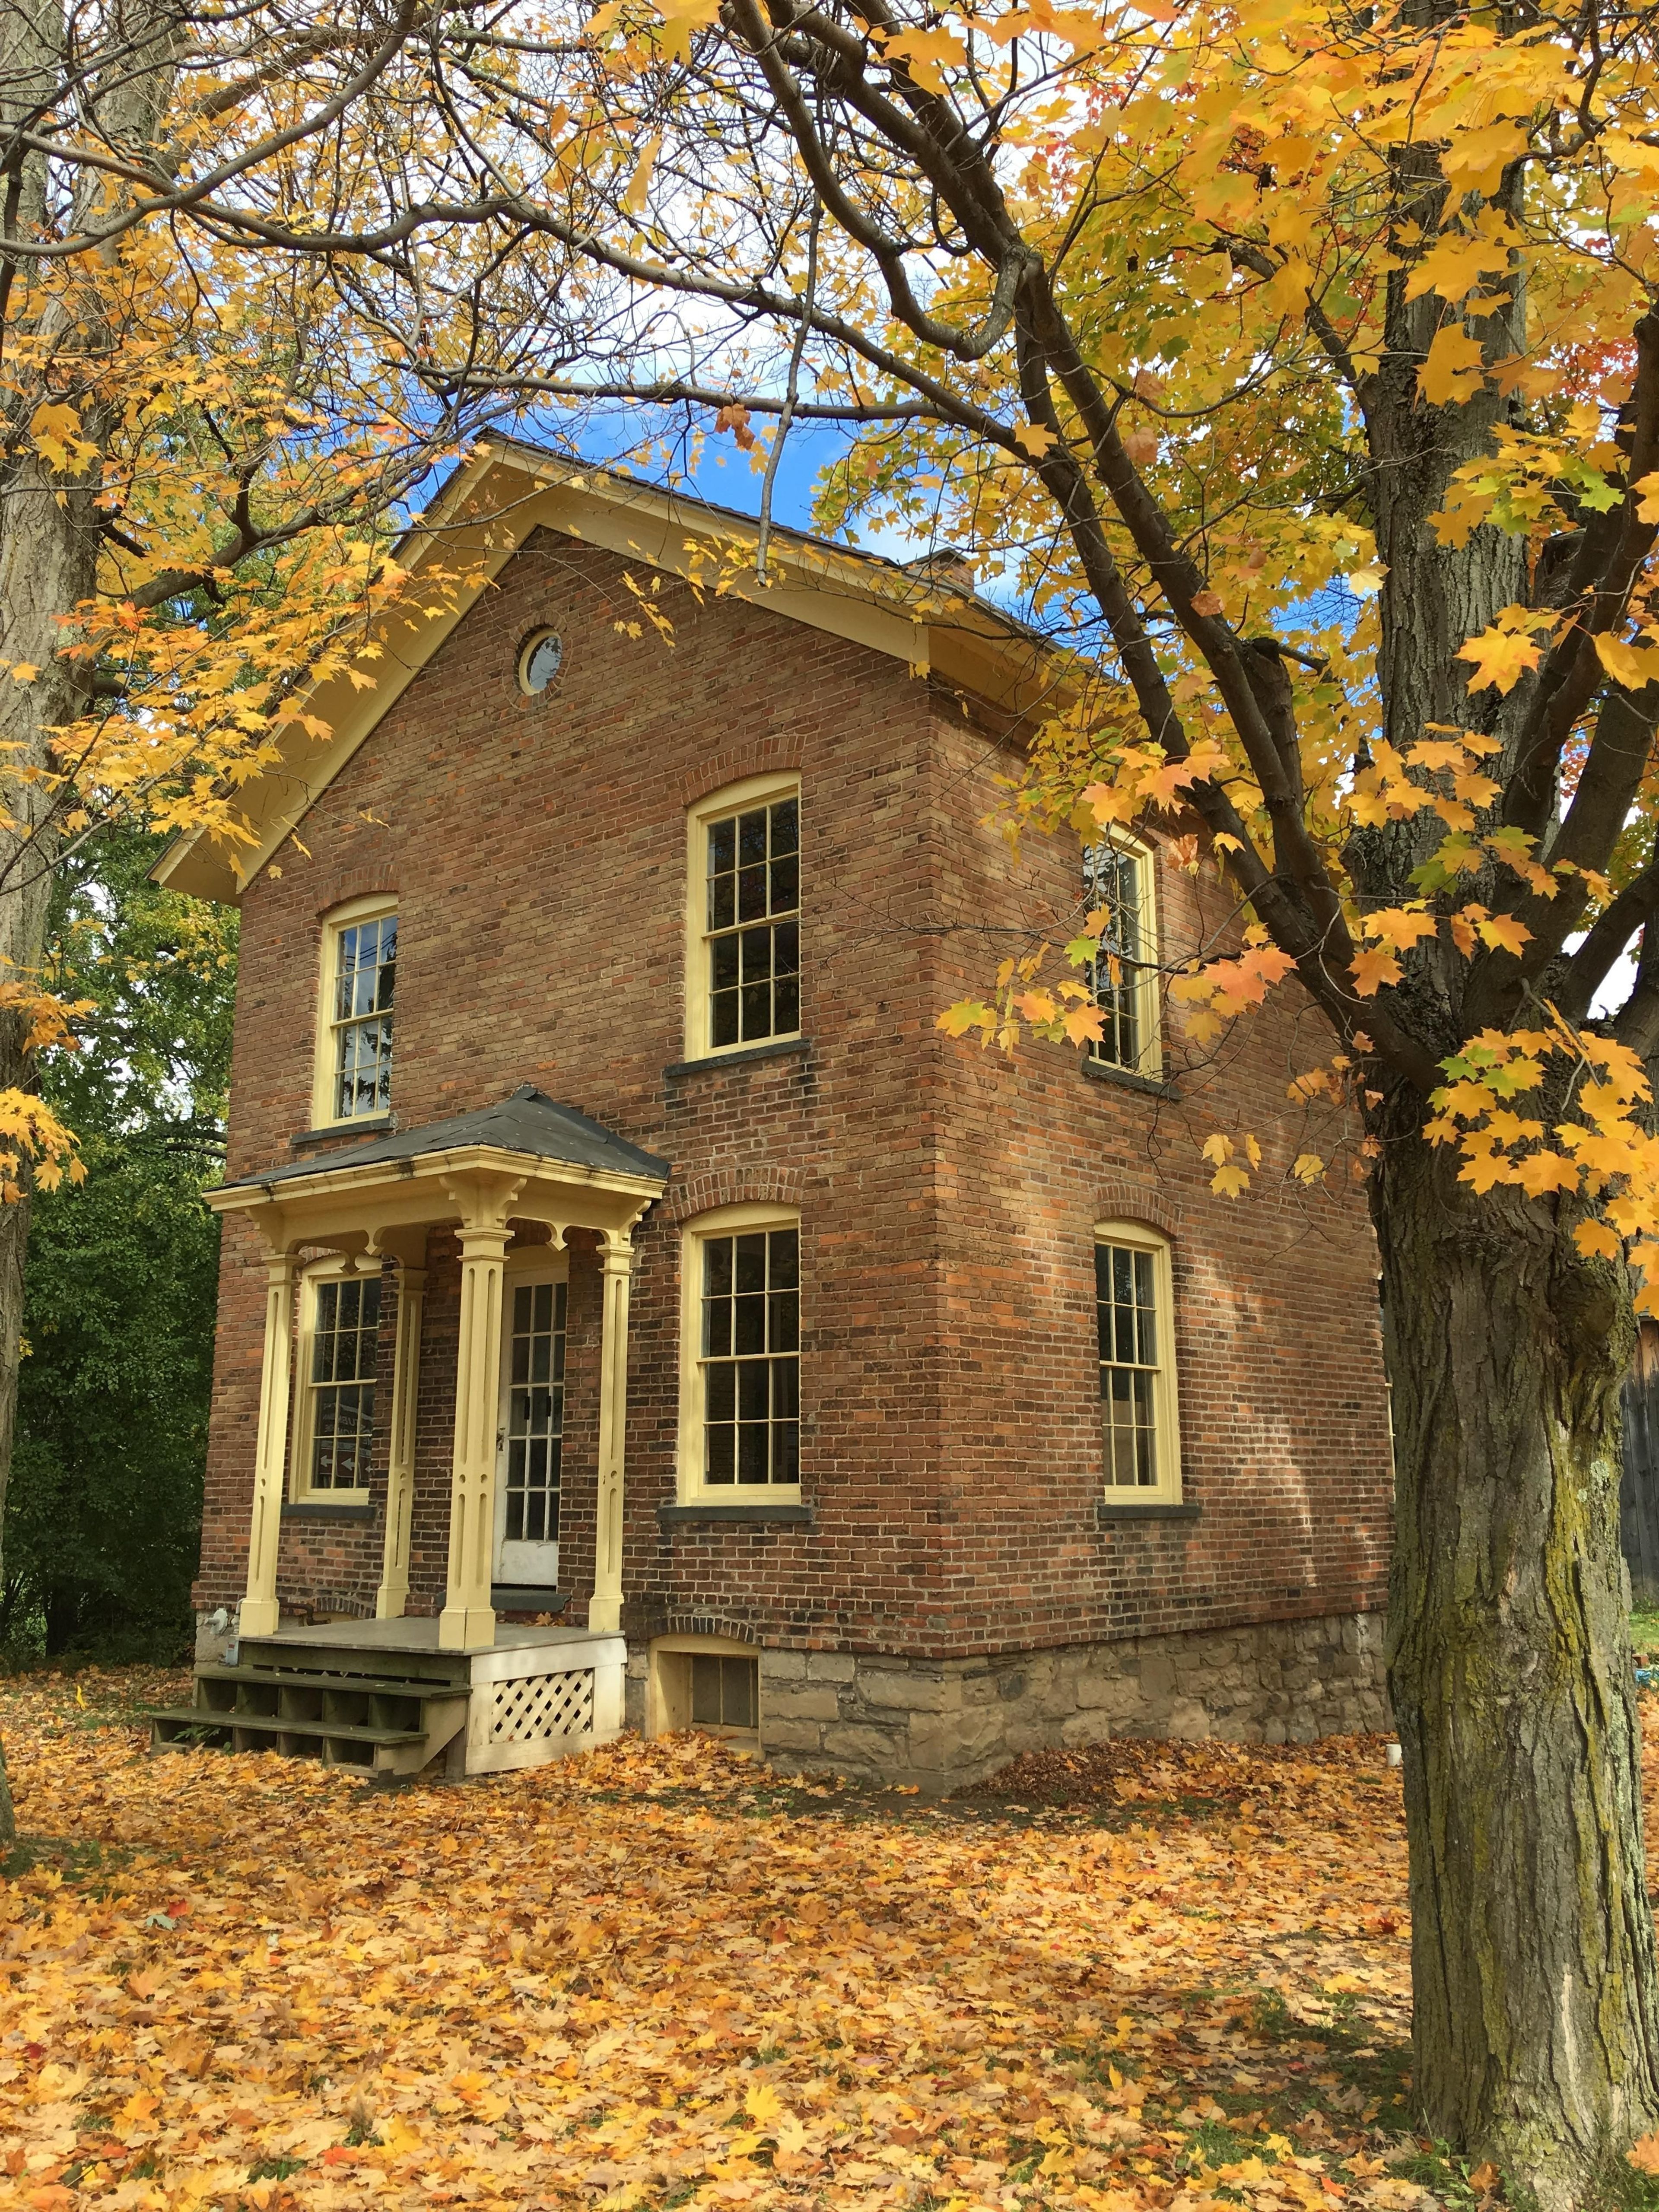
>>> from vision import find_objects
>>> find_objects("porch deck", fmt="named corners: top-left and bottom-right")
top-left (252, 1616), bottom-right (587, 1659)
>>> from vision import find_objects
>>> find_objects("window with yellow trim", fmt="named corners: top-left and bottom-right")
top-left (314, 896), bottom-right (397, 1125)
top-left (677, 1203), bottom-right (801, 1496)
top-left (684, 776), bottom-right (800, 1059)
top-left (1095, 1221), bottom-right (1181, 1500)
top-left (293, 1261), bottom-right (381, 1499)
top-left (1082, 838), bottom-right (1159, 1076)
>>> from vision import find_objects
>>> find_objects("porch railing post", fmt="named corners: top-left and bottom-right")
top-left (439, 1225), bottom-right (511, 1650)
top-left (240, 1249), bottom-right (298, 1639)
top-left (375, 1262), bottom-right (426, 1621)
top-left (589, 1230), bottom-right (635, 1635)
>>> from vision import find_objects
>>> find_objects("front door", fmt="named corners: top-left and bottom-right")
top-left (494, 1272), bottom-right (567, 1592)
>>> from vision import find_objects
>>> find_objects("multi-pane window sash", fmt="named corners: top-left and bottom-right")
top-left (332, 913), bottom-right (397, 1119)
top-left (309, 1278), bottom-right (380, 1490)
top-left (1096, 1241), bottom-right (1160, 1487)
top-left (504, 1281), bottom-right (566, 1543)
top-left (701, 1227), bottom-right (800, 1484)
top-left (1083, 844), bottom-right (1144, 1071)
top-left (706, 796), bottom-right (800, 1049)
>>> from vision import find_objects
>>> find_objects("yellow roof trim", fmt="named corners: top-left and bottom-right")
top-left (154, 443), bottom-right (1066, 905)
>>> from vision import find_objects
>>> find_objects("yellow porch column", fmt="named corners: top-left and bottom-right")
top-left (241, 1249), bottom-right (298, 1639)
top-left (589, 1231), bottom-right (635, 1634)
top-left (439, 1225), bottom-right (511, 1649)
top-left (375, 1262), bottom-right (425, 1621)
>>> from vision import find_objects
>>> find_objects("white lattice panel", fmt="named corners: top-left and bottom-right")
top-left (487, 1668), bottom-right (595, 1747)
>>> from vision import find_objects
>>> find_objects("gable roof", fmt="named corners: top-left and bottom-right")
top-left (153, 439), bottom-right (1068, 905)
top-left (216, 1084), bottom-right (671, 1196)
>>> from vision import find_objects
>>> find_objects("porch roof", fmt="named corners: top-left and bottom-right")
top-left (218, 1085), bottom-right (671, 1195)
top-left (206, 1084), bottom-right (669, 1259)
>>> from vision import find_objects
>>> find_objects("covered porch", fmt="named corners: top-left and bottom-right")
top-left (203, 1086), bottom-right (669, 1657)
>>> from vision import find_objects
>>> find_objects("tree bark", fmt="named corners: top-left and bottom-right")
top-left (1375, 1120), bottom-right (1659, 2203)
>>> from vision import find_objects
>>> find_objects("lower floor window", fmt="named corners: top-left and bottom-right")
top-left (699, 1224), bottom-right (799, 1485)
top-left (308, 1275), bottom-right (380, 1491)
top-left (1095, 1224), bottom-right (1180, 1497)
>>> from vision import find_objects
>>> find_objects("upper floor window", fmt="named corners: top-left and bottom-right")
top-left (315, 896), bottom-right (397, 1125)
top-left (1095, 1221), bottom-right (1180, 1500)
top-left (677, 1203), bottom-right (801, 1496)
top-left (1083, 838), bottom-right (1157, 1076)
top-left (295, 1264), bottom-right (381, 1498)
top-left (685, 776), bottom-right (801, 1059)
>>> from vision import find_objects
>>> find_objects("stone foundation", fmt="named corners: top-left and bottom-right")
top-left (629, 1612), bottom-right (1388, 1794)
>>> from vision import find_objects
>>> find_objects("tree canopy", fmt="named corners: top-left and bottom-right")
top-left (2, 825), bottom-right (234, 1662)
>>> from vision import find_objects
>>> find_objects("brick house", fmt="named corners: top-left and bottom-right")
top-left (153, 441), bottom-right (1393, 1789)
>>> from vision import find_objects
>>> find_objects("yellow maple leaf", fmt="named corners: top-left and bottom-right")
top-left (1363, 907), bottom-right (1440, 951)
top-left (745, 2081), bottom-right (783, 2125)
top-left (1594, 633), bottom-right (1659, 690)
top-left (1515, 1153), bottom-right (1578, 1197)
top-left (1014, 421), bottom-right (1057, 456)
top-left (884, 23), bottom-right (968, 89)
top-left (1458, 625), bottom-right (1542, 695)
top-left (1404, 231), bottom-right (1513, 305)
top-left (1419, 325), bottom-right (1487, 407)
top-left (1350, 946), bottom-right (1404, 996)
top-left (1211, 1162), bottom-right (1251, 1197)
top-left (1440, 120), bottom-right (1531, 197)
top-left (1474, 913), bottom-right (1531, 955)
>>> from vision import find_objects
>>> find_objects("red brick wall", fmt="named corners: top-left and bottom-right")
top-left (195, 523), bottom-right (1392, 1656)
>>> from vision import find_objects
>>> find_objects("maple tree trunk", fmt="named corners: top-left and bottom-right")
top-left (1376, 1121), bottom-right (1659, 2203)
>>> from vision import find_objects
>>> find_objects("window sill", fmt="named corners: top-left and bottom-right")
top-left (1080, 1055), bottom-right (1179, 1101)
top-left (291, 1113), bottom-right (395, 1150)
top-left (283, 1500), bottom-right (375, 1522)
top-left (1096, 1500), bottom-right (1200, 1524)
top-left (659, 1500), bottom-right (814, 1527)
top-left (664, 1038), bottom-right (810, 1080)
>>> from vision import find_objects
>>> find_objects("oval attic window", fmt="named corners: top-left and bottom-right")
top-left (518, 629), bottom-right (564, 695)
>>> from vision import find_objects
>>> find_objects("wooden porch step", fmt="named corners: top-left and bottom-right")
top-left (149, 1652), bottom-right (472, 1776)
top-left (195, 1662), bottom-right (468, 1700)
top-left (150, 1706), bottom-right (427, 1748)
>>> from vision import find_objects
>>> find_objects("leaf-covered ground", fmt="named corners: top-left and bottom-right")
top-left (0, 1669), bottom-right (1473, 2212)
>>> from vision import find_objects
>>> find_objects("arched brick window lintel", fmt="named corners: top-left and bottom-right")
top-left (680, 739), bottom-right (804, 812)
top-left (1095, 1178), bottom-right (1180, 1239)
top-left (664, 1166), bottom-right (805, 1227)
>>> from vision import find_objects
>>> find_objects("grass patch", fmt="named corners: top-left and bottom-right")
top-left (0, 1832), bottom-right (134, 1886)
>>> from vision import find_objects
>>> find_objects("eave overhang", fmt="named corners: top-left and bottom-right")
top-left (154, 442), bottom-right (1073, 906)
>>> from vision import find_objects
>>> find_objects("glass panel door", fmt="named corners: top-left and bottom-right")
top-left (494, 1275), bottom-right (566, 1591)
